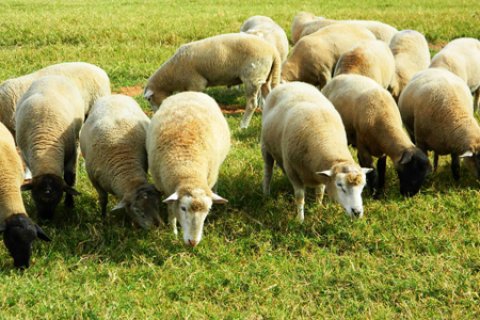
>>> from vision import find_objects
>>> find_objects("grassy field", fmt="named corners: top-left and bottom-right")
top-left (1, 0), bottom-right (480, 318)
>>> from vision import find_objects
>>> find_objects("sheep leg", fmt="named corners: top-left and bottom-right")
top-left (240, 82), bottom-right (261, 129)
top-left (292, 184), bottom-right (305, 223)
top-left (451, 153), bottom-right (461, 181)
top-left (357, 146), bottom-right (377, 195)
top-left (474, 88), bottom-right (480, 113)
top-left (433, 153), bottom-right (439, 172)
top-left (98, 190), bottom-right (108, 218)
top-left (64, 150), bottom-right (79, 208)
top-left (376, 156), bottom-right (387, 196)
top-left (315, 185), bottom-right (326, 205)
top-left (262, 146), bottom-right (275, 196)
top-left (168, 205), bottom-right (178, 238)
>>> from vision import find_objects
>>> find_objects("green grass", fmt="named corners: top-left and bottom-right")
top-left (1, 0), bottom-right (480, 318)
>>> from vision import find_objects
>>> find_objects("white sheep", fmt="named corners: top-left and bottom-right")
top-left (389, 30), bottom-right (431, 101)
top-left (322, 74), bottom-right (431, 197)
top-left (16, 75), bottom-right (84, 219)
top-left (0, 61), bottom-right (110, 136)
top-left (429, 37), bottom-right (480, 111)
top-left (333, 39), bottom-right (396, 89)
top-left (80, 94), bottom-right (163, 230)
top-left (146, 91), bottom-right (230, 247)
top-left (261, 81), bottom-right (371, 222)
top-left (0, 122), bottom-right (50, 268)
top-left (282, 23), bottom-right (376, 89)
top-left (297, 15), bottom-right (398, 44)
top-left (398, 68), bottom-right (480, 181)
top-left (291, 12), bottom-right (317, 44)
top-left (144, 33), bottom-right (281, 129)
top-left (240, 15), bottom-right (289, 62)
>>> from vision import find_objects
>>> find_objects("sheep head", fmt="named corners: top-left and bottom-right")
top-left (0, 214), bottom-right (50, 269)
top-left (163, 187), bottom-right (227, 247)
top-left (395, 147), bottom-right (431, 197)
top-left (317, 163), bottom-right (371, 218)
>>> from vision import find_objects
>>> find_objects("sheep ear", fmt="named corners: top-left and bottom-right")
top-left (64, 186), bottom-right (80, 196)
top-left (163, 192), bottom-right (178, 204)
top-left (399, 150), bottom-right (413, 165)
top-left (35, 224), bottom-right (51, 242)
top-left (459, 151), bottom-right (474, 158)
top-left (21, 183), bottom-right (33, 191)
top-left (316, 170), bottom-right (333, 177)
top-left (144, 88), bottom-right (154, 100)
top-left (212, 193), bottom-right (228, 204)
top-left (361, 168), bottom-right (374, 174)
top-left (111, 200), bottom-right (127, 215)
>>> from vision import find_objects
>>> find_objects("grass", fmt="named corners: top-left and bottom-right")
top-left (1, 0), bottom-right (480, 318)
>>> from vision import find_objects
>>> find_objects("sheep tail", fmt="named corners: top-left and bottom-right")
top-left (261, 51), bottom-right (281, 98)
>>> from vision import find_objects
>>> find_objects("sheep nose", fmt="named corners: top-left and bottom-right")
top-left (188, 239), bottom-right (198, 247)
top-left (351, 208), bottom-right (362, 218)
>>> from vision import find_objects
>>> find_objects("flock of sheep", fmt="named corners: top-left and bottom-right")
top-left (0, 12), bottom-right (479, 269)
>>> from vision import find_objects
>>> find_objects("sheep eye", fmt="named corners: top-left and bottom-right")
top-left (337, 183), bottom-right (346, 193)
top-left (180, 206), bottom-right (187, 212)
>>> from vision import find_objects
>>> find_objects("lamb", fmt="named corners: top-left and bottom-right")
top-left (0, 122), bottom-right (50, 269)
top-left (146, 91), bottom-right (230, 247)
top-left (322, 74), bottom-right (430, 197)
top-left (333, 39), bottom-right (396, 89)
top-left (144, 33), bottom-right (281, 129)
top-left (16, 75), bottom-right (84, 219)
top-left (389, 30), bottom-right (431, 101)
top-left (240, 15), bottom-right (289, 62)
top-left (261, 81), bottom-right (371, 222)
top-left (0, 62), bottom-right (110, 136)
top-left (295, 15), bottom-right (398, 44)
top-left (398, 68), bottom-right (480, 181)
top-left (429, 37), bottom-right (480, 111)
top-left (281, 23), bottom-right (376, 89)
top-left (291, 12), bottom-right (317, 44)
top-left (80, 95), bottom-right (163, 230)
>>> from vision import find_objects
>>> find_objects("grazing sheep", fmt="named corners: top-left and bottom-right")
top-left (144, 33), bottom-right (281, 129)
top-left (282, 23), bottom-right (376, 89)
top-left (333, 39), bottom-right (396, 89)
top-left (0, 62), bottom-right (110, 136)
top-left (389, 30), bottom-right (431, 101)
top-left (146, 92), bottom-right (230, 247)
top-left (80, 95), bottom-right (163, 230)
top-left (261, 82), bottom-right (371, 222)
top-left (429, 37), bottom-right (480, 111)
top-left (0, 122), bottom-right (50, 269)
top-left (298, 16), bottom-right (398, 44)
top-left (240, 15), bottom-right (289, 62)
top-left (398, 68), bottom-right (480, 181)
top-left (291, 11), bottom-right (317, 44)
top-left (16, 76), bottom-right (84, 219)
top-left (322, 74), bottom-right (430, 197)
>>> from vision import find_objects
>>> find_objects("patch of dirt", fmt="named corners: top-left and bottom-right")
top-left (115, 85), bottom-right (143, 97)
top-left (429, 41), bottom-right (448, 52)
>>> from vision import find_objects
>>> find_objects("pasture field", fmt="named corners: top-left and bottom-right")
top-left (1, 0), bottom-right (480, 318)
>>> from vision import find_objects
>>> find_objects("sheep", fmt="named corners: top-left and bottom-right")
top-left (389, 30), bottom-right (431, 102)
top-left (429, 37), bottom-right (480, 111)
top-left (16, 75), bottom-right (84, 219)
top-left (146, 91), bottom-right (230, 247)
top-left (322, 74), bottom-right (430, 197)
top-left (291, 11), bottom-right (317, 44)
top-left (333, 39), bottom-right (396, 89)
top-left (281, 23), bottom-right (376, 89)
top-left (261, 81), bottom-right (371, 222)
top-left (0, 61), bottom-right (111, 136)
top-left (80, 94), bottom-right (163, 230)
top-left (144, 33), bottom-right (281, 129)
top-left (398, 68), bottom-right (480, 181)
top-left (299, 17), bottom-right (398, 44)
top-left (0, 122), bottom-right (51, 269)
top-left (240, 15), bottom-right (289, 62)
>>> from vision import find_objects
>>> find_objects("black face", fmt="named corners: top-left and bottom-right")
top-left (463, 153), bottom-right (480, 179)
top-left (28, 174), bottom-right (65, 219)
top-left (397, 149), bottom-right (431, 197)
top-left (129, 185), bottom-right (164, 228)
top-left (2, 214), bottom-right (50, 269)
